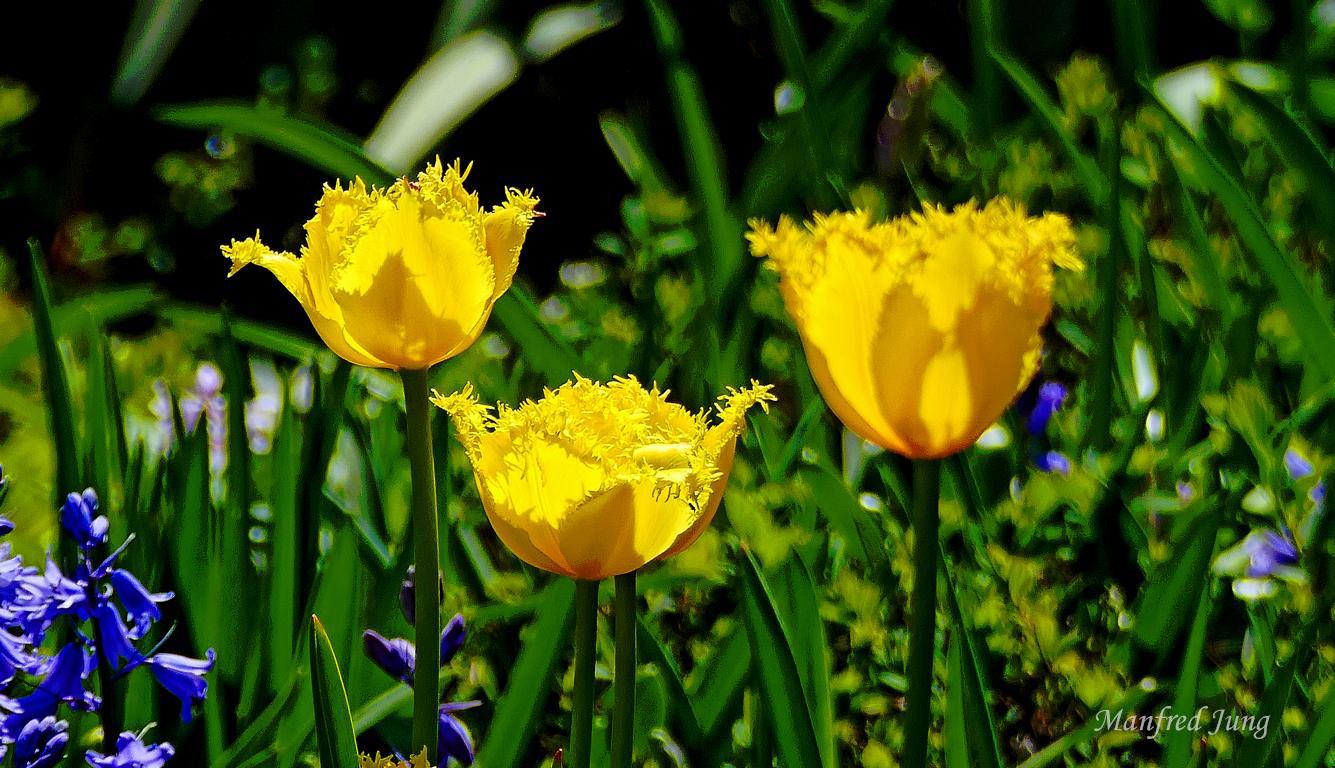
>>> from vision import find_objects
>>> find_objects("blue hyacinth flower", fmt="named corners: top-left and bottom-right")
top-left (3, 644), bottom-right (99, 737)
top-left (1027, 382), bottom-right (1068, 435)
top-left (12, 716), bottom-right (68, 768)
top-left (146, 650), bottom-right (215, 723)
top-left (1285, 448), bottom-right (1315, 481)
top-left (438, 701), bottom-right (479, 766)
top-left (59, 490), bottom-right (108, 552)
top-left (362, 630), bottom-right (416, 685)
top-left (109, 570), bottom-right (173, 640)
top-left (1035, 450), bottom-right (1072, 476)
top-left (1212, 528), bottom-right (1305, 601)
top-left (363, 613), bottom-right (468, 685)
top-left (84, 732), bottom-right (175, 768)
top-left (92, 601), bottom-right (144, 672)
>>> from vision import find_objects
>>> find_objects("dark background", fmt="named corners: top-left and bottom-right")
top-left (1, 0), bottom-right (1263, 329)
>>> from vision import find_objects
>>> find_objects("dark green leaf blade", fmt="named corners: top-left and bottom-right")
top-left (155, 103), bottom-right (393, 184)
top-left (942, 551), bottom-right (1004, 768)
top-left (309, 615), bottom-right (360, 768)
top-left (26, 239), bottom-right (81, 504)
top-left (476, 579), bottom-right (577, 768)
top-left (737, 548), bottom-right (825, 768)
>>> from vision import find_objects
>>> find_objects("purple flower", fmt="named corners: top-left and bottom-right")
top-left (1027, 382), bottom-right (1068, 435)
top-left (4, 644), bottom-right (99, 736)
top-left (12, 716), bottom-right (68, 768)
top-left (60, 490), bottom-right (108, 552)
top-left (1242, 530), bottom-right (1299, 578)
top-left (438, 703), bottom-right (477, 766)
top-left (85, 732), bottom-right (175, 768)
top-left (0, 630), bottom-right (42, 687)
top-left (92, 601), bottom-right (143, 672)
top-left (109, 570), bottom-right (173, 639)
top-left (1212, 528), bottom-right (1305, 601)
top-left (363, 614), bottom-right (468, 685)
top-left (363, 630), bottom-right (415, 685)
top-left (1285, 449), bottom-right (1315, 481)
top-left (1035, 451), bottom-right (1072, 476)
top-left (442, 614), bottom-right (467, 664)
top-left (13, 557), bottom-right (89, 640)
top-left (147, 650), bottom-right (215, 723)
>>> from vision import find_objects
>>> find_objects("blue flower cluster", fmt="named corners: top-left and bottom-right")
top-left (0, 470), bottom-right (214, 768)
top-left (1026, 381), bottom-right (1072, 475)
top-left (361, 569), bottom-right (477, 766)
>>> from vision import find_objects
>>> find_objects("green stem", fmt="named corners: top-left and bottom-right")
top-left (401, 368), bottom-right (440, 763)
top-left (904, 458), bottom-right (942, 768)
top-left (611, 572), bottom-right (637, 766)
top-left (569, 580), bottom-right (599, 768)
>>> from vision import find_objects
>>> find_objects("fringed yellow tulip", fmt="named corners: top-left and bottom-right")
top-left (433, 376), bottom-right (774, 580)
top-left (749, 199), bottom-right (1080, 459)
top-left (221, 158), bottom-right (539, 370)
top-left (359, 751), bottom-right (432, 768)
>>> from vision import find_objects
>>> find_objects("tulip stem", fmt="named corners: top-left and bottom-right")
top-left (569, 580), bottom-right (599, 768)
top-left (611, 571), bottom-right (637, 766)
top-left (904, 457), bottom-right (942, 768)
top-left (401, 367), bottom-right (441, 764)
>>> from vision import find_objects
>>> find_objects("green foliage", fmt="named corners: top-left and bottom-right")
top-left (3, 1), bottom-right (1335, 767)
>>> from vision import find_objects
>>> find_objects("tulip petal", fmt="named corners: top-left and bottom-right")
top-left (333, 192), bottom-right (495, 369)
top-left (222, 234), bottom-right (386, 368)
top-left (483, 188), bottom-right (540, 303)
top-left (661, 436), bottom-right (736, 559)
top-left (550, 482), bottom-right (696, 579)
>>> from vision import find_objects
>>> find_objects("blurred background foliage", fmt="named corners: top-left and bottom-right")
top-left (2, 0), bottom-right (1335, 766)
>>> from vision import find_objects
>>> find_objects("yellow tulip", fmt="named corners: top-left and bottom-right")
top-left (221, 158), bottom-right (539, 370)
top-left (432, 376), bottom-right (775, 580)
top-left (748, 199), bottom-right (1081, 459)
top-left (359, 751), bottom-right (431, 768)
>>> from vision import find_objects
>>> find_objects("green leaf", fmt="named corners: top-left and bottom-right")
top-left (111, 0), bottom-right (201, 105)
top-left (737, 548), bottom-right (825, 768)
top-left (218, 311), bottom-right (255, 684)
top-left (1234, 617), bottom-right (1319, 766)
top-left (688, 625), bottom-right (750, 747)
top-left (772, 552), bottom-right (835, 768)
top-left (84, 329), bottom-right (121, 503)
top-left (1161, 588), bottom-right (1212, 767)
top-left (643, 0), bottom-right (744, 302)
top-left (1228, 82), bottom-right (1335, 245)
top-left (268, 403), bottom-right (300, 692)
top-left (1163, 158), bottom-right (1233, 324)
top-left (797, 467), bottom-right (890, 580)
top-left (942, 552), bottom-right (1004, 768)
top-left (309, 615), bottom-right (361, 768)
top-left (155, 102), bottom-right (394, 184)
top-left (1132, 510), bottom-right (1220, 654)
top-left (637, 616), bottom-right (705, 746)
top-left (26, 240), bottom-right (81, 505)
top-left (217, 670), bottom-right (304, 768)
top-left (476, 579), bottom-right (577, 768)
top-left (1295, 684), bottom-right (1335, 768)
top-left (1150, 85), bottom-right (1335, 380)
